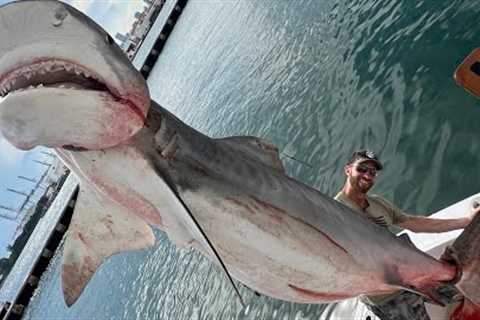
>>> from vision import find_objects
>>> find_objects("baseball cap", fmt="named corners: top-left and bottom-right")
top-left (348, 150), bottom-right (383, 170)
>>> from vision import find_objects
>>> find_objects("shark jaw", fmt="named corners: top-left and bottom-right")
top-left (0, 58), bottom-right (146, 150)
top-left (0, 0), bottom-right (151, 151)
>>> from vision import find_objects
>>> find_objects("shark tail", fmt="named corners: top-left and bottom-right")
top-left (442, 213), bottom-right (480, 308)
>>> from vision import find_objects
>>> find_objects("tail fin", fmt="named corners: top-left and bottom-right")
top-left (443, 213), bottom-right (480, 307)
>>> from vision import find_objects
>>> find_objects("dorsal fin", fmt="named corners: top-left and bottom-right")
top-left (62, 185), bottom-right (155, 306)
top-left (219, 136), bottom-right (285, 173)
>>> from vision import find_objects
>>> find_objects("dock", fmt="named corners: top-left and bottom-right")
top-left (133, 0), bottom-right (188, 77)
top-left (0, 0), bottom-right (188, 318)
top-left (0, 175), bottom-right (78, 320)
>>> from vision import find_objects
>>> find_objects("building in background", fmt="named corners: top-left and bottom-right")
top-left (114, 0), bottom-right (167, 59)
top-left (115, 32), bottom-right (129, 43)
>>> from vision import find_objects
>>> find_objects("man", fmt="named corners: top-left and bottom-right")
top-left (335, 150), bottom-right (478, 320)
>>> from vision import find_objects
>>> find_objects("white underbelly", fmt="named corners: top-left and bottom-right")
top-left (182, 191), bottom-right (391, 303)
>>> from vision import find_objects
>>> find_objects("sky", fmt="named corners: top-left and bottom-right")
top-left (0, 0), bottom-right (146, 257)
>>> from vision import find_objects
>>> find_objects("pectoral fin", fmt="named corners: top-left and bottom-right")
top-left (62, 186), bottom-right (155, 306)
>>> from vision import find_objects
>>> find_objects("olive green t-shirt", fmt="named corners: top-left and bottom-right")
top-left (334, 191), bottom-right (408, 233)
top-left (334, 191), bottom-right (409, 304)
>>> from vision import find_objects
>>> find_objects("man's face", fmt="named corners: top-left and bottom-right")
top-left (346, 160), bottom-right (379, 193)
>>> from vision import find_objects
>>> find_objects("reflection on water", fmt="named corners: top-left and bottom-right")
top-left (22, 0), bottom-right (480, 319)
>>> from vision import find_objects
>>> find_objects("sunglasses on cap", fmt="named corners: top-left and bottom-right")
top-left (348, 150), bottom-right (383, 170)
top-left (355, 164), bottom-right (379, 177)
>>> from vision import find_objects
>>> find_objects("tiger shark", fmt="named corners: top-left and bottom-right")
top-left (1, 0), bottom-right (480, 315)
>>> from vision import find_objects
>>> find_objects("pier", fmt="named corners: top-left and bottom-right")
top-left (0, 175), bottom-right (78, 320)
top-left (0, 0), bottom-right (188, 318)
top-left (133, 0), bottom-right (188, 77)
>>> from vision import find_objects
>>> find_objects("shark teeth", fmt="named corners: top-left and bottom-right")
top-left (0, 59), bottom-right (104, 97)
top-left (0, 82), bottom-right (85, 97)
top-left (45, 62), bottom-right (55, 71)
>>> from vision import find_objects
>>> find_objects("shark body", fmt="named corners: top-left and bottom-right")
top-left (0, 0), bottom-right (479, 314)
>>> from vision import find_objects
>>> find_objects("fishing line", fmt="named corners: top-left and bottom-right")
top-left (281, 153), bottom-right (313, 169)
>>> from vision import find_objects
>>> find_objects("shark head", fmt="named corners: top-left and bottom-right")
top-left (0, 0), bottom-right (150, 150)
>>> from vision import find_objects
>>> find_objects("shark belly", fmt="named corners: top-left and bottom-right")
top-left (180, 190), bottom-right (395, 303)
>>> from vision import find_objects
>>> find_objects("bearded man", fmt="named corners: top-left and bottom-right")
top-left (334, 150), bottom-right (477, 320)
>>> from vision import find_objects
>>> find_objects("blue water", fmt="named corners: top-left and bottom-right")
top-left (9, 0), bottom-right (480, 319)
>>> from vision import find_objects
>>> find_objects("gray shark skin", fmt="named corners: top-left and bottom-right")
top-left (0, 0), bottom-right (479, 310)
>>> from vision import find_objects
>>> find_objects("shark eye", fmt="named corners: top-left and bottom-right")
top-left (473, 201), bottom-right (479, 209)
top-left (52, 7), bottom-right (68, 27)
top-left (105, 33), bottom-right (114, 45)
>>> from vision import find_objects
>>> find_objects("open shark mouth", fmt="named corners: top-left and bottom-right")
top-left (0, 58), bottom-right (144, 120)
top-left (1, 59), bottom-right (106, 95)
top-left (0, 56), bottom-right (149, 150)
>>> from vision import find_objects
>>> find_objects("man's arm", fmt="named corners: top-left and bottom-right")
top-left (397, 206), bottom-right (480, 233)
top-left (397, 215), bottom-right (470, 233)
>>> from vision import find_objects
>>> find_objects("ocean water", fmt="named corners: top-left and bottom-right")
top-left (16, 0), bottom-right (480, 319)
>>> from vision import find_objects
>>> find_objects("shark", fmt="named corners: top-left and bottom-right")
top-left (0, 0), bottom-right (480, 316)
